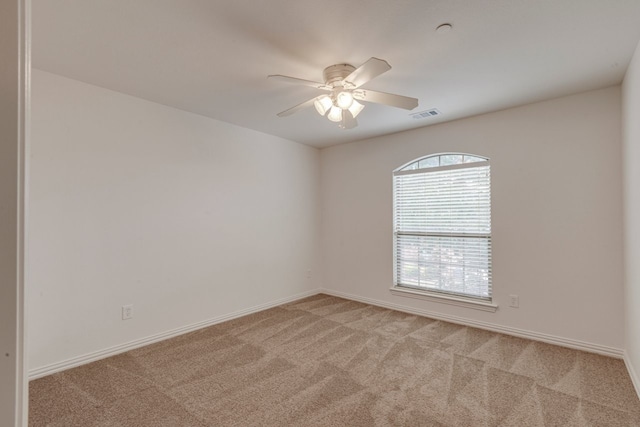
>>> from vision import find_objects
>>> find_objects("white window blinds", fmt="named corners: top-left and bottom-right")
top-left (393, 155), bottom-right (492, 300)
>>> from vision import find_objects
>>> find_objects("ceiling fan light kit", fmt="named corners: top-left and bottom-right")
top-left (269, 57), bottom-right (419, 130)
top-left (327, 105), bottom-right (343, 122)
top-left (348, 100), bottom-right (364, 117)
top-left (336, 91), bottom-right (354, 109)
top-left (313, 95), bottom-right (332, 115)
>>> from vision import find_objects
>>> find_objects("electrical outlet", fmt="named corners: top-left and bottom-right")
top-left (509, 295), bottom-right (519, 308)
top-left (306, 270), bottom-right (312, 279)
top-left (122, 304), bottom-right (133, 320)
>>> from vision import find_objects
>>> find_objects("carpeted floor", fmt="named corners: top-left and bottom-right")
top-left (29, 294), bottom-right (640, 426)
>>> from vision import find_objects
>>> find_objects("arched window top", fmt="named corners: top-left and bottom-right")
top-left (397, 153), bottom-right (488, 172)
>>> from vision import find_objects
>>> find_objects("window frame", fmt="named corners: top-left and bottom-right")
top-left (391, 152), bottom-right (497, 312)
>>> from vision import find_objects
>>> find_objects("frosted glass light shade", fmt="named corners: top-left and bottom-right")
top-left (348, 100), bottom-right (364, 118)
top-left (336, 91), bottom-right (354, 109)
top-left (314, 95), bottom-right (332, 116)
top-left (327, 105), bottom-right (343, 122)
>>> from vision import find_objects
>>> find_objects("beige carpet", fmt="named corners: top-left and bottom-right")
top-left (29, 294), bottom-right (640, 426)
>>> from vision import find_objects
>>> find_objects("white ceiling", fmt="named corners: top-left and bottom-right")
top-left (32, 0), bottom-right (640, 148)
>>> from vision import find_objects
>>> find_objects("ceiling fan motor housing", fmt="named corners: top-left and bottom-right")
top-left (323, 64), bottom-right (356, 87)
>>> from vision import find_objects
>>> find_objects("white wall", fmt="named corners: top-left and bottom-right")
top-left (623, 40), bottom-right (640, 392)
top-left (321, 87), bottom-right (624, 350)
top-left (28, 69), bottom-right (320, 371)
top-left (0, 0), bottom-right (28, 425)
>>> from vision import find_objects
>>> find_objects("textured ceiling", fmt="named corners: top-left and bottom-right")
top-left (32, 0), bottom-right (640, 148)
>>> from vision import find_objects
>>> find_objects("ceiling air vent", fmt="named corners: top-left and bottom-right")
top-left (411, 108), bottom-right (441, 119)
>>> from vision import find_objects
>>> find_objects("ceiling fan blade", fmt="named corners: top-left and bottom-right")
top-left (276, 96), bottom-right (318, 117)
top-left (268, 75), bottom-right (330, 90)
top-left (343, 57), bottom-right (391, 89)
top-left (353, 89), bottom-right (418, 110)
top-left (340, 110), bottom-right (358, 129)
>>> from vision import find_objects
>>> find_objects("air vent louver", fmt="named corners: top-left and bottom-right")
top-left (411, 108), bottom-right (441, 119)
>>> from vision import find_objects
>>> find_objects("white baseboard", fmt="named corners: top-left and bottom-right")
top-left (320, 288), bottom-right (625, 359)
top-left (28, 288), bottom-right (322, 380)
top-left (623, 351), bottom-right (640, 400)
top-left (29, 287), bottom-right (627, 381)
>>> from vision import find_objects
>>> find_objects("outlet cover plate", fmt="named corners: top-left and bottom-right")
top-left (509, 295), bottom-right (519, 308)
top-left (122, 304), bottom-right (133, 320)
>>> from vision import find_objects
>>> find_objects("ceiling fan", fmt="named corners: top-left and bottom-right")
top-left (268, 57), bottom-right (419, 129)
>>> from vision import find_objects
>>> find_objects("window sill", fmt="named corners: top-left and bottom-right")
top-left (389, 286), bottom-right (498, 312)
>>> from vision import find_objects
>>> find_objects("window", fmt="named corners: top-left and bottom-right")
top-left (393, 153), bottom-right (492, 305)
